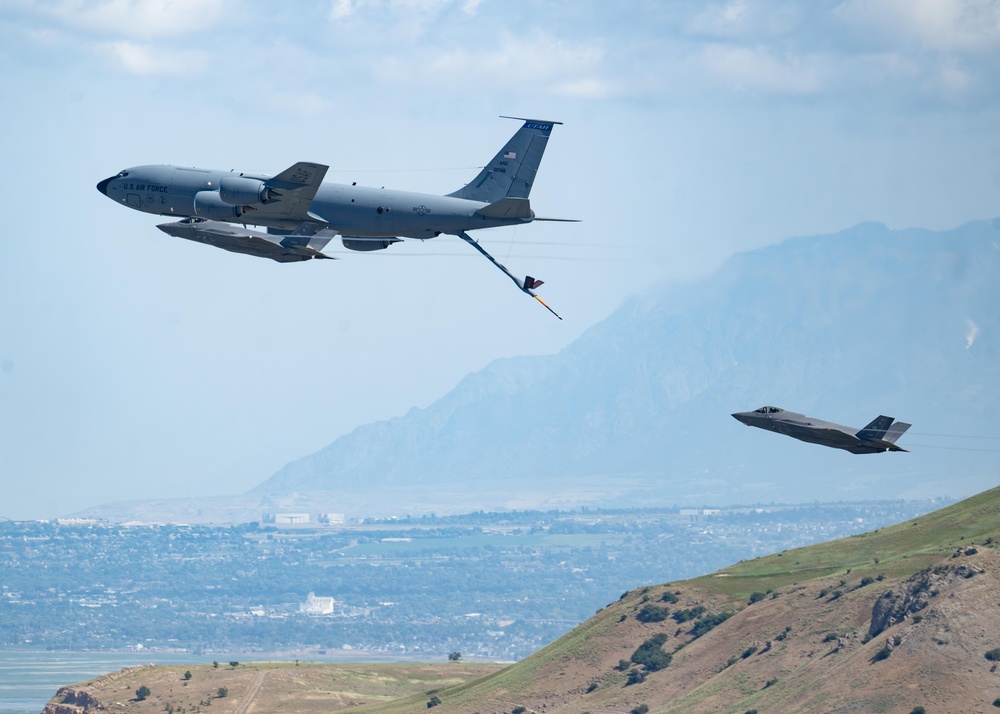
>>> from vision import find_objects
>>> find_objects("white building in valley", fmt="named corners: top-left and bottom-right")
top-left (300, 592), bottom-right (335, 615)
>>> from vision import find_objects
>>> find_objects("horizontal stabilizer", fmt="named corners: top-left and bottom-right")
top-left (475, 198), bottom-right (532, 219)
top-left (883, 421), bottom-right (911, 444)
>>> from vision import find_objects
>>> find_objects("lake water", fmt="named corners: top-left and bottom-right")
top-left (0, 652), bottom-right (285, 714)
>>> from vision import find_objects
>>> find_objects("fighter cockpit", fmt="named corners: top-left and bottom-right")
top-left (754, 406), bottom-right (784, 414)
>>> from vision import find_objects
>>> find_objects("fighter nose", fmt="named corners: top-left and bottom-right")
top-left (731, 412), bottom-right (750, 425)
top-left (96, 176), bottom-right (113, 196)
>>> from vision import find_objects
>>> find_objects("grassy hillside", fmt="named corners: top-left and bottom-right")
top-left (368, 485), bottom-right (1000, 713)
top-left (689, 484), bottom-right (1000, 600)
top-left (48, 486), bottom-right (1000, 714)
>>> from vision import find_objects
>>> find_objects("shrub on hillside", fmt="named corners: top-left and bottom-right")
top-left (672, 606), bottom-right (707, 623)
top-left (985, 648), bottom-right (1000, 661)
top-left (626, 668), bottom-right (647, 686)
top-left (691, 612), bottom-right (732, 638)
top-left (636, 604), bottom-right (670, 623)
top-left (872, 644), bottom-right (892, 662)
top-left (631, 633), bottom-right (673, 672)
top-left (660, 591), bottom-right (680, 604)
top-left (748, 592), bottom-right (766, 604)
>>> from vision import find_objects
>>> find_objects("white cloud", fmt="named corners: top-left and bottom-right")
top-left (36, 0), bottom-right (233, 39)
top-left (95, 39), bottom-right (207, 75)
top-left (461, 0), bottom-right (484, 14)
top-left (837, 0), bottom-right (1000, 53)
top-left (403, 32), bottom-right (611, 98)
top-left (686, 1), bottom-right (803, 39)
top-left (328, 0), bottom-right (453, 32)
top-left (698, 44), bottom-right (824, 94)
top-left (966, 318), bottom-right (979, 348)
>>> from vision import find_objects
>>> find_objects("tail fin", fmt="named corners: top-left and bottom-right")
top-left (856, 415), bottom-right (895, 441)
top-left (448, 117), bottom-right (561, 203)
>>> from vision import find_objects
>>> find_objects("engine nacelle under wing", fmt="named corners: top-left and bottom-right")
top-left (342, 237), bottom-right (401, 252)
top-left (194, 190), bottom-right (246, 220)
top-left (219, 177), bottom-right (277, 206)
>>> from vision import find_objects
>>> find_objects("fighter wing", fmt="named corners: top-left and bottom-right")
top-left (248, 161), bottom-right (329, 224)
top-left (775, 421), bottom-right (863, 449)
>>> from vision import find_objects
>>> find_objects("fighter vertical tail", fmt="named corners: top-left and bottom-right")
top-left (448, 117), bottom-right (561, 203)
top-left (856, 416), bottom-right (910, 444)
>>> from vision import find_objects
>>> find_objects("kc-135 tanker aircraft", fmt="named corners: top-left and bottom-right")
top-left (96, 117), bottom-right (574, 318)
top-left (732, 406), bottom-right (912, 454)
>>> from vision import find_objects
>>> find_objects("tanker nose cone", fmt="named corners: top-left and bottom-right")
top-left (96, 176), bottom-right (113, 196)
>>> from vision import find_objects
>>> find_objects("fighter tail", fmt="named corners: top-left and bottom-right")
top-left (856, 415), bottom-right (899, 441)
top-left (447, 117), bottom-right (561, 203)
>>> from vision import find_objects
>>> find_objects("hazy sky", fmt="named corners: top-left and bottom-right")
top-left (2, 0), bottom-right (999, 519)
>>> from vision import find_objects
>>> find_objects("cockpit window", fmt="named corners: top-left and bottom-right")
top-left (115, 170), bottom-right (129, 178)
top-left (754, 406), bottom-right (783, 414)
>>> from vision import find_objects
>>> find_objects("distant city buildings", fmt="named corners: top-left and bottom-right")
top-left (262, 512), bottom-right (348, 525)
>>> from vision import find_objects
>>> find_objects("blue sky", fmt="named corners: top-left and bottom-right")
top-left (1, 0), bottom-right (999, 519)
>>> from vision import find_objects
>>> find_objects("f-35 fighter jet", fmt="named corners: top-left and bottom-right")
top-left (732, 406), bottom-right (911, 454)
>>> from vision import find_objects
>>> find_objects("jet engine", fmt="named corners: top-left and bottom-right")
top-left (342, 237), bottom-right (401, 252)
top-left (219, 177), bottom-right (277, 206)
top-left (193, 191), bottom-right (246, 220)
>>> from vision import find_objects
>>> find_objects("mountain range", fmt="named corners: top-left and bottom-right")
top-left (75, 218), bottom-right (1000, 523)
top-left (251, 219), bottom-right (1000, 513)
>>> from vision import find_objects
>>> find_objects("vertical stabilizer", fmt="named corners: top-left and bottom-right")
top-left (856, 415), bottom-right (894, 441)
top-left (448, 117), bottom-right (561, 202)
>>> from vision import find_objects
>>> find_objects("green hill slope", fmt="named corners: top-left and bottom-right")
top-left (362, 485), bottom-right (1000, 713)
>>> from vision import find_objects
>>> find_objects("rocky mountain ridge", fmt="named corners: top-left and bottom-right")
top-left (254, 219), bottom-right (1000, 510)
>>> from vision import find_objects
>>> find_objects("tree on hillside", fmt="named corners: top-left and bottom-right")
top-left (631, 634), bottom-right (672, 672)
top-left (135, 685), bottom-right (151, 701)
top-left (448, 651), bottom-right (462, 661)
